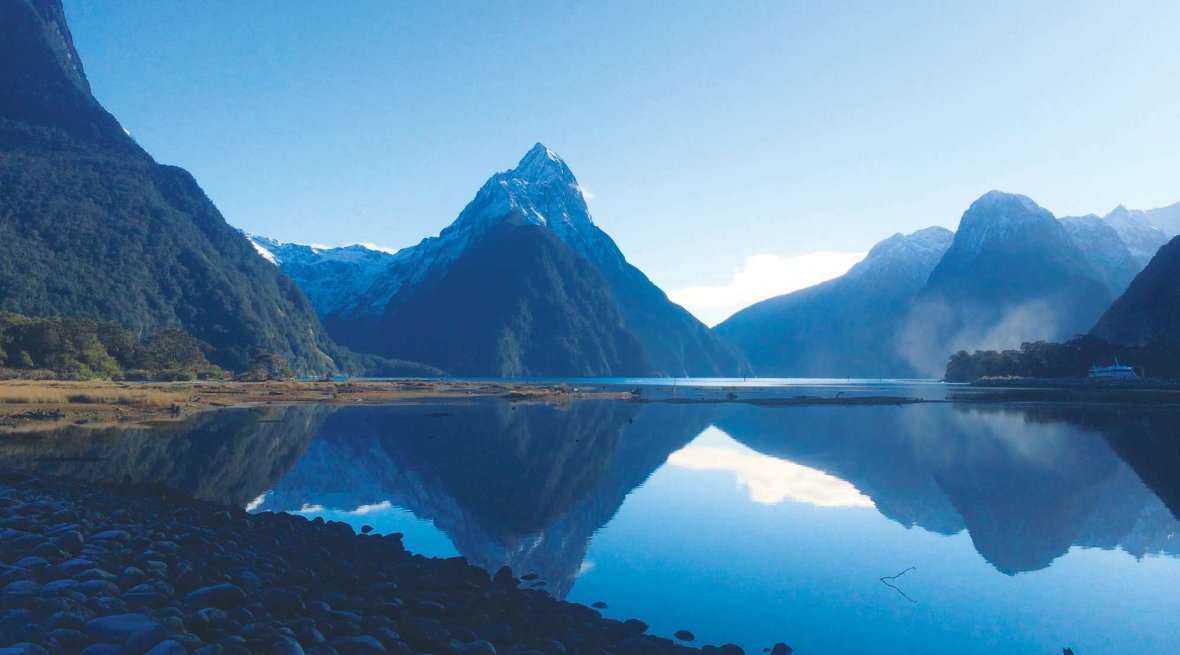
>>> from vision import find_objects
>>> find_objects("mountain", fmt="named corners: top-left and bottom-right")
top-left (1059, 214), bottom-right (1141, 296)
top-left (1101, 204), bottom-right (1170, 266)
top-left (257, 402), bottom-right (713, 597)
top-left (246, 236), bottom-right (398, 324)
top-left (1091, 235), bottom-right (1180, 345)
top-left (254, 144), bottom-right (748, 377)
top-left (370, 219), bottom-right (652, 376)
top-left (715, 227), bottom-right (953, 378)
top-left (0, 0), bottom-right (341, 373)
top-left (901, 191), bottom-right (1113, 375)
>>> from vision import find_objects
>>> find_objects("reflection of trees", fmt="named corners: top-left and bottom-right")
top-left (0, 406), bottom-right (327, 505)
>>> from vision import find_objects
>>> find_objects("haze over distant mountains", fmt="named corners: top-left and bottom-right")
top-left (253, 145), bottom-right (749, 377)
top-left (718, 192), bottom-right (1178, 378)
top-left (715, 227), bottom-right (953, 378)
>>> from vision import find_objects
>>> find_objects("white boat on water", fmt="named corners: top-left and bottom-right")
top-left (1088, 358), bottom-right (1138, 379)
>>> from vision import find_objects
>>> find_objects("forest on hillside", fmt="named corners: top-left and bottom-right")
top-left (0, 312), bottom-right (232, 381)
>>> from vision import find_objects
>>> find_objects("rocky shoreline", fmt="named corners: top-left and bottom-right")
top-left (0, 472), bottom-right (781, 655)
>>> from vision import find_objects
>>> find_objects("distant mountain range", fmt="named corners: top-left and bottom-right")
top-left (718, 191), bottom-right (1178, 378)
top-left (9, 0), bottom-right (1180, 380)
top-left (252, 145), bottom-right (748, 377)
top-left (715, 227), bottom-right (953, 378)
top-left (0, 0), bottom-right (345, 374)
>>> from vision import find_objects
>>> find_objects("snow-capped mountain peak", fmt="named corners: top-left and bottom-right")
top-left (246, 144), bottom-right (617, 322)
top-left (512, 143), bottom-right (575, 185)
top-left (952, 191), bottom-right (1059, 259)
top-left (457, 143), bottom-right (594, 236)
top-left (843, 226), bottom-right (953, 283)
top-left (1101, 204), bottom-right (1169, 266)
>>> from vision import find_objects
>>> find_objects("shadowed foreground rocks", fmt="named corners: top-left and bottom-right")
top-left (0, 472), bottom-right (737, 655)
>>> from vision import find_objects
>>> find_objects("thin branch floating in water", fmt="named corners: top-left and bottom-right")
top-left (880, 566), bottom-right (918, 603)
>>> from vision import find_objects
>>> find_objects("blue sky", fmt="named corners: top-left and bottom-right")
top-left (64, 1), bottom-right (1180, 325)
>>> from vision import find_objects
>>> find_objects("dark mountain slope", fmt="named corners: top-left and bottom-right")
top-left (1091, 235), bottom-right (1180, 345)
top-left (0, 0), bottom-right (341, 373)
top-left (376, 219), bottom-right (654, 377)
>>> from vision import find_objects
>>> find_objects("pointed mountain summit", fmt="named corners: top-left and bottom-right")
top-left (715, 226), bottom-right (953, 377)
top-left (902, 191), bottom-right (1113, 375)
top-left (0, 0), bottom-right (343, 373)
top-left (257, 144), bottom-right (749, 376)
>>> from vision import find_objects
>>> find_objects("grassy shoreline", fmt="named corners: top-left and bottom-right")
top-left (7, 375), bottom-right (1180, 433)
top-left (0, 379), bottom-right (633, 432)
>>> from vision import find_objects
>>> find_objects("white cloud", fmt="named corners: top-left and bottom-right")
top-left (667, 427), bottom-right (874, 508)
top-left (571, 183), bottom-right (595, 201)
top-left (244, 492), bottom-right (269, 511)
top-left (355, 242), bottom-right (401, 255)
top-left (346, 500), bottom-right (394, 515)
top-left (669, 251), bottom-right (866, 326)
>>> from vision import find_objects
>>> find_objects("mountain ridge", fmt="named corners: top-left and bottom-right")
top-left (254, 144), bottom-right (749, 377)
top-left (1092, 235), bottom-right (1180, 346)
top-left (715, 226), bottom-right (953, 377)
top-left (716, 191), bottom-right (1176, 379)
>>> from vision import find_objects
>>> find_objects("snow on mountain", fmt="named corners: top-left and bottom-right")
top-left (250, 144), bottom-right (653, 323)
top-left (248, 237), bottom-right (279, 265)
top-left (250, 144), bottom-right (748, 376)
top-left (843, 226), bottom-right (954, 284)
top-left (1101, 205), bottom-right (1170, 267)
top-left (1059, 214), bottom-right (1140, 296)
top-left (951, 191), bottom-right (1061, 260)
top-left (244, 234), bottom-right (399, 318)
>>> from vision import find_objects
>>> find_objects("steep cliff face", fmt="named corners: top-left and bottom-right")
top-left (1092, 235), bottom-right (1180, 346)
top-left (0, 0), bottom-right (343, 373)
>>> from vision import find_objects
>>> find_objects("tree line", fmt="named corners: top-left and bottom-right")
top-left (944, 334), bottom-right (1180, 382)
top-left (0, 312), bottom-right (234, 380)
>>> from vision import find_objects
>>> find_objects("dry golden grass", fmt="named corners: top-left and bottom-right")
top-left (0, 381), bottom-right (189, 408)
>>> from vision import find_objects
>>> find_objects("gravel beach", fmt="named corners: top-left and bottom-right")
top-left (0, 471), bottom-right (780, 655)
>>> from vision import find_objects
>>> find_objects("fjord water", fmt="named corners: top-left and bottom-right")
top-left (8, 397), bottom-right (1180, 654)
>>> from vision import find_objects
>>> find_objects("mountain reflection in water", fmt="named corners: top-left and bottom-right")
top-left (6, 398), bottom-right (1180, 653)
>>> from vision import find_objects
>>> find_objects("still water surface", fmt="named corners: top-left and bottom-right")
top-left (6, 392), bottom-right (1180, 654)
